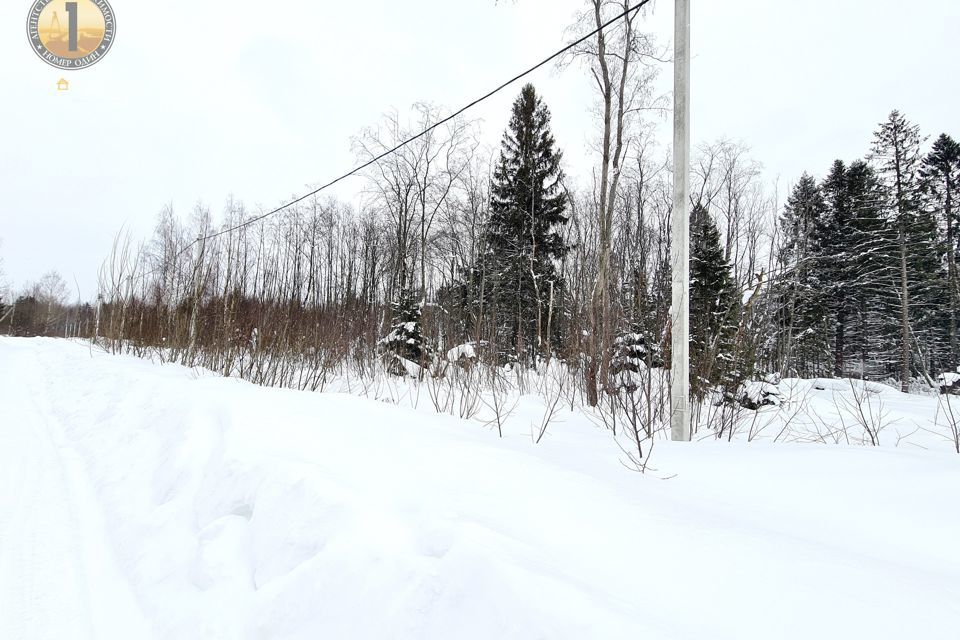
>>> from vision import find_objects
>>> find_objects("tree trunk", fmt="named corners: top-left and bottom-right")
top-left (947, 178), bottom-right (957, 370)
top-left (899, 226), bottom-right (911, 392)
top-left (834, 306), bottom-right (845, 377)
top-left (586, 0), bottom-right (633, 406)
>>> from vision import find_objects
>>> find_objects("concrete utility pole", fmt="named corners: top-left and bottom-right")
top-left (94, 293), bottom-right (102, 345)
top-left (670, 0), bottom-right (691, 442)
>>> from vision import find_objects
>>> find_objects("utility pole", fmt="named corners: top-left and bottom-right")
top-left (671, 0), bottom-right (691, 442)
top-left (94, 293), bottom-right (102, 346)
top-left (187, 235), bottom-right (205, 365)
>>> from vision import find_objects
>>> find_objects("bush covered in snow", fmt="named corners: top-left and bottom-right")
top-left (445, 341), bottom-right (481, 369)
top-left (380, 289), bottom-right (430, 378)
top-left (729, 375), bottom-right (783, 410)
top-left (937, 370), bottom-right (960, 395)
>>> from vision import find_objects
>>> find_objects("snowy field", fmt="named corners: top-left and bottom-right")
top-left (1, 337), bottom-right (959, 639)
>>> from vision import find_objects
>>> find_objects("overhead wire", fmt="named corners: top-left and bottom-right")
top-left (139, 0), bottom-right (655, 278)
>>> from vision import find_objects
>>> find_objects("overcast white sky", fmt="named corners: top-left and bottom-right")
top-left (1, 0), bottom-right (957, 299)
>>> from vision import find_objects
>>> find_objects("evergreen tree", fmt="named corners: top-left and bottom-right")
top-left (617, 238), bottom-right (668, 377)
top-left (690, 203), bottom-right (738, 398)
top-left (610, 331), bottom-right (662, 393)
top-left (921, 134), bottom-right (960, 369)
top-left (10, 295), bottom-right (40, 337)
top-left (778, 173), bottom-right (830, 375)
top-left (483, 84), bottom-right (568, 364)
top-left (818, 161), bottom-right (855, 376)
top-left (380, 288), bottom-right (430, 377)
top-left (844, 160), bottom-right (899, 379)
top-left (872, 111), bottom-right (941, 388)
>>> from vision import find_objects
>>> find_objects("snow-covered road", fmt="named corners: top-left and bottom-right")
top-left (0, 340), bottom-right (151, 639)
top-left (1, 337), bottom-right (958, 639)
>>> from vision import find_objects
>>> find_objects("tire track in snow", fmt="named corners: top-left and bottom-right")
top-left (0, 339), bottom-right (152, 639)
top-left (0, 340), bottom-right (91, 638)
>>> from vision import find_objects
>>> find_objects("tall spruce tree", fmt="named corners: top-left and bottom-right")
top-left (819, 161), bottom-right (854, 376)
top-left (778, 173), bottom-right (830, 375)
top-left (921, 134), bottom-right (960, 369)
top-left (844, 160), bottom-right (899, 379)
top-left (690, 203), bottom-right (738, 398)
top-left (872, 111), bottom-right (941, 388)
top-left (484, 84), bottom-right (568, 363)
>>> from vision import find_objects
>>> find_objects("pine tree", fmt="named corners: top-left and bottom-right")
top-left (921, 134), bottom-right (960, 369)
top-left (484, 84), bottom-right (568, 364)
top-left (778, 173), bottom-right (830, 375)
top-left (11, 295), bottom-right (40, 337)
top-left (610, 331), bottom-right (661, 393)
top-left (818, 161), bottom-right (851, 376)
top-left (617, 238), bottom-right (668, 379)
top-left (844, 160), bottom-right (899, 379)
top-left (380, 288), bottom-right (430, 378)
top-left (690, 203), bottom-right (738, 398)
top-left (872, 111), bottom-right (941, 388)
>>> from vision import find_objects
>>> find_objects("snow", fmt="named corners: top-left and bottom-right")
top-left (732, 378), bottom-right (782, 410)
top-left (2, 337), bottom-right (959, 639)
top-left (445, 342), bottom-right (477, 363)
top-left (672, 375), bottom-right (958, 448)
top-left (937, 371), bottom-right (960, 386)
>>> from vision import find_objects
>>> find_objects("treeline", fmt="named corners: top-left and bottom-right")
top-left (774, 113), bottom-right (959, 391)
top-left (0, 270), bottom-right (94, 339)
top-left (89, 77), bottom-right (771, 404)
top-left (85, 100), bottom-right (958, 408)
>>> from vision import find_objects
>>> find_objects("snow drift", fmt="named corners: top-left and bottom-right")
top-left (1, 337), bottom-right (958, 639)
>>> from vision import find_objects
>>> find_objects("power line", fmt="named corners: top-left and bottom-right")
top-left (142, 0), bottom-right (654, 278)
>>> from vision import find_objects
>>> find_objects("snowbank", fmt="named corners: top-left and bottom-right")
top-left (1, 337), bottom-right (959, 639)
